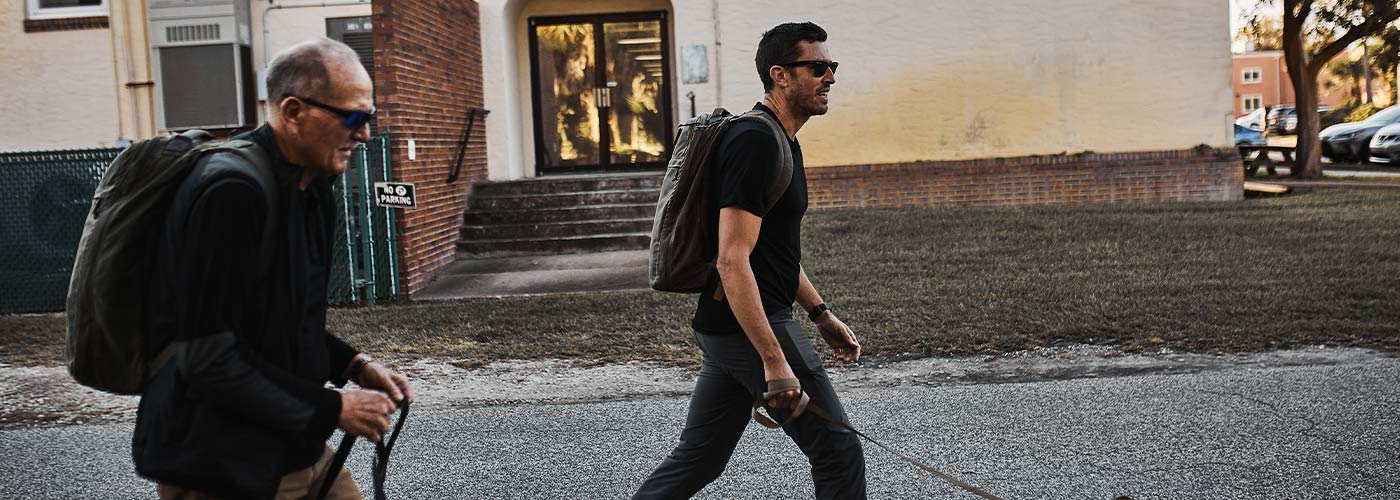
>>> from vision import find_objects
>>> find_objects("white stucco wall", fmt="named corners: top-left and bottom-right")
top-left (251, 0), bottom-right (372, 123)
top-left (0, 6), bottom-right (121, 151)
top-left (480, 0), bottom-right (1231, 178)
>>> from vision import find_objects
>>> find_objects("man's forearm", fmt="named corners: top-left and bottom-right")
top-left (795, 265), bottom-right (826, 315)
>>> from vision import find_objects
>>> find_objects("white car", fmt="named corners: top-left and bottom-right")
top-left (1367, 123), bottom-right (1400, 164)
top-left (1235, 108), bottom-right (1265, 131)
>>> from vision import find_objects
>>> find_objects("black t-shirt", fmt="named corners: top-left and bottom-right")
top-left (692, 103), bottom-right (807, 334)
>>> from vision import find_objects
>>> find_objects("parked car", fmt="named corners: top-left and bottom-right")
top-left (1269, 104), bottom-right (1333, 134)
top-left (1235, 108), bottom-right (1265, 131)
top-left (1367, 123), bottom-right (1400, 164)
top-left (1234, 124), bottom-right (1267, 146)
top-left (1320, 105), bottom-right (1400, 162)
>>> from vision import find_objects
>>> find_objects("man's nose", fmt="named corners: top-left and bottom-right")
top-left (352, 122), bottom-right (371, 143)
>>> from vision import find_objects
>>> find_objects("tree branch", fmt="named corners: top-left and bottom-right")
top-left (1288, 0), bottom-right (1313, 24)
top-left (1308, 24), bottom-right (1372, 76)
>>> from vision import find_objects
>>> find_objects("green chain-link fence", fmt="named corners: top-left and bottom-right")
top-left (0, 132), bottom-right (398, 313)
top-left (331, 132), bottom-right (400, 305)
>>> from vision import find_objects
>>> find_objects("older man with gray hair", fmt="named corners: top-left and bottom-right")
top-left (131, 37), bottom-right (411, 499)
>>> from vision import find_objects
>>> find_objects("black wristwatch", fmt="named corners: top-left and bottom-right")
top-left (808, 303), bottom-right (832, 321)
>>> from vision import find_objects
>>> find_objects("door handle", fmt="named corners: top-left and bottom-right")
top-left (595, 87), bottom-right (612, 109)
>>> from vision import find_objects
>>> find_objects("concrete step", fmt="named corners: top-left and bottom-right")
top-left (471, 174), bottom-right (663, 197)
top-left (461, 217), bottom-right (654, 240)
top-left (415, 265), bottom-right (649, 300)
top-left (455, 232), bottom-right (650, 257)
top-left (462, 203), bottom-right (656, 225)
top-left (436, 250), bottom-right (649, 275)
top-left (469, 188), bottom-right (660, 211)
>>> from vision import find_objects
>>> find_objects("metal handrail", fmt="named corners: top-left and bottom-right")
top-left (447, 107), bottom-right (490, 184)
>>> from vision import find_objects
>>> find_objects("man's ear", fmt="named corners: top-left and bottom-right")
top-left (278, 96), bottom-right (305, 126)
top-left (768, 65), bottom-right (791, 89)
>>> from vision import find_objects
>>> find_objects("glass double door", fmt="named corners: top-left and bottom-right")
top-left (529, 12), bottom-right (673, 173)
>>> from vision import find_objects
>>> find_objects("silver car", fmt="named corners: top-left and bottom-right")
top-left (1368, 123), bottom-right (1400, 164)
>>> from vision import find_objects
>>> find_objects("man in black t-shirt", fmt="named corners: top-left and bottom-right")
top-left (634, 22), bottom-right (866, 500)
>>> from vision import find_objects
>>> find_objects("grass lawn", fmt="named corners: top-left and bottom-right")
top-left (4, 188), bottom-right (1398, 367)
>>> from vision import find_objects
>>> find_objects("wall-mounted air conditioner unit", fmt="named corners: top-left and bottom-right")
top-left (149, 0), bottom-right (255, 131)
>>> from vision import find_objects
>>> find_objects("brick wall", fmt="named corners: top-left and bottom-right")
top-left (372, 0), bottom-right (485, 296)
top-left (806, 148), bottom-right (1244, 209)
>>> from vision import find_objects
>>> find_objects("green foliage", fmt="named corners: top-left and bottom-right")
top-left (1239, 13), bottom-right (1283, 50)
top-left (1346, 101), bottom-right (1382, 121)
top-left (1322, 105), bottom-right (1355, 127)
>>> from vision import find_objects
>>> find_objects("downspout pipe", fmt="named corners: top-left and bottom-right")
top-left (712, 0), bottom-right (721, 108)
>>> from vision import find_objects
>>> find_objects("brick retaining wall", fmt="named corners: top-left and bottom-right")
top-left (806, 147), bottom-right (1243, 209)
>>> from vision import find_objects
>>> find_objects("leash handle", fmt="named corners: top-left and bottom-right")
top-left (751, 378), bottom-right (810, 428)
top-left (316, 401), bottom-right (411, 500)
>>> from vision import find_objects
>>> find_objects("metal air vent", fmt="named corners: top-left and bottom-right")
top-left (165, 23), bottom-right (221, 43)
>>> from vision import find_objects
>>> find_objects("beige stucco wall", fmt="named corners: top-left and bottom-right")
top-left (481, 0), bottom-right (1231, 177)
top-left (0, 6), bottom-right (122, 150)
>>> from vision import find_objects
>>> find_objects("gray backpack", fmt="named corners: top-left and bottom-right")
top-left (648, 108), bottom-right (793, 293)
top-left (65, 130), bottom-right (278, 394)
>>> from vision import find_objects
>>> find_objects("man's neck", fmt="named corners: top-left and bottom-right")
top-left (761, 94), bottom-right (807, 141)
top-left (268, 121), bottom-right (313, 190)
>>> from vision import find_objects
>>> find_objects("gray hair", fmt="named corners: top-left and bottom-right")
top-left (266, 37), bottom-right (363, 105)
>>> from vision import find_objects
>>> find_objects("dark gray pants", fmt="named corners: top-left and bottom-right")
top-left (633, 319), bottom-right (867, 500)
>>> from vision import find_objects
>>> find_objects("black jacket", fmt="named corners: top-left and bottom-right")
top-left (133, 125), bottom-right (359, 499)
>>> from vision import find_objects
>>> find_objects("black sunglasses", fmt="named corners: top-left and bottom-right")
top-left (779, 60), bottom-right (839, 76)
top-left (295, 96), bottom-right (376, 130)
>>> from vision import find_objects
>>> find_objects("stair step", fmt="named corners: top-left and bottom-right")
top-left (462, 203), bottom-right (656, 225)
top-left (470, 188), bottom-right (660, 210)
top-left (472, 174), bottom-right (663, 196)
top-left (414, 265), bottom-right (649, 300)
top-left (461, 217), bottom-right (654, 240)
top-left (455, 233), bottom-right (650, 257)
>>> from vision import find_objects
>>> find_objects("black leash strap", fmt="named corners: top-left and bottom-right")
top-left (316, 402), bottom-right (411, 500)
top-left (372, 403), bottom-right (411, 500)
top-left (754, 384), bottom-right (1004, 500)
top-left (315, 433), bottom-right (356, 500)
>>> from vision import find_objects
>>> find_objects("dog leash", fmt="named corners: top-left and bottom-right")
top-left (372, 402), bottom-right (411, 500)
top-left (316, 402), bottom-right (411, 500)
top-left (755, 378), bottom-right (1005, 500)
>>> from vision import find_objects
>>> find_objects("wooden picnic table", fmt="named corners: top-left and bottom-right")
top-left (1237, 145), bottom-right (1295, 176)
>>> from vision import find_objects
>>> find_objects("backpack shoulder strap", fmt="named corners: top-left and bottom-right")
top-left (735, 110), bottom-right (794, 211)
top-left (195, 140), bottom-right (281, 283)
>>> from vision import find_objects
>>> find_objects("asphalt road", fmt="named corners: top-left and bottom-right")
top-left (2, 357), bottom-right (1397, 499)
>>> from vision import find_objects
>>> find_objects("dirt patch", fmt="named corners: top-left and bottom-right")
top-left (0, 363), bottom-right (138, 427)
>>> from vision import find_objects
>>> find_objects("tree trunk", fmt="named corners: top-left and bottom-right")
top-left (1282, 0), bottom-right (1326, 179)
top-left (1292, 77), bottom-right (1325, 178)
top-left (1363, 41), bottom-right (1373, 104)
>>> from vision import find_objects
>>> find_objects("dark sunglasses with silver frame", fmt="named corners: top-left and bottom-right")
top-left (294, 96), bottom-right (376, 130)
top-left (779, 60), bottom-right (839, 76)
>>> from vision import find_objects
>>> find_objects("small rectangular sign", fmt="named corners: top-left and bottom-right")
top-left (373, 182), bottom-right (417, 209)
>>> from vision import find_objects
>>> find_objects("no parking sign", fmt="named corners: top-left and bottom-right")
top-left (373, 182), bottom-right (417, 209)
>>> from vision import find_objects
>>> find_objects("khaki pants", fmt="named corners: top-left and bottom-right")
top-left (157, 446), bottom-right (361, 500)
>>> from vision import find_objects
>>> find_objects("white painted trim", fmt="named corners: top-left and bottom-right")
top-left (26, 0), bottom-right (109, 20)
top-left (1242, 94), bottom-right (1264, 112)
top-left (1241, 67), bottom-right (1263, 84)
